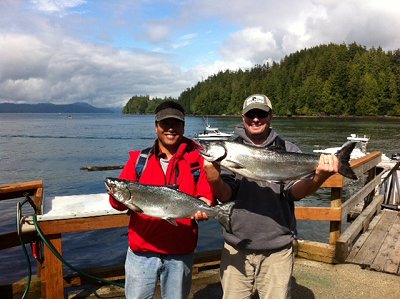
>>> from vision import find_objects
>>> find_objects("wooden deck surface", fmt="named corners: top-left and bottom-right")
top-left (345, 208), bottom-right (400, 275)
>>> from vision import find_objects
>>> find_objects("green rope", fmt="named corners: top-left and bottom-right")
top-left (32, 214), bottom-right (124, 289)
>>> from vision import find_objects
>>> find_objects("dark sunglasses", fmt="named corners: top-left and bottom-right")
top-left (245, 110), bottom-right (270, 119)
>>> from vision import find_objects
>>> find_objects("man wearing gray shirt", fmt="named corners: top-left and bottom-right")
top-left (204, 94), bottom-right (339, 299)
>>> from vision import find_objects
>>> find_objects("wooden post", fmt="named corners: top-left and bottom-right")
top-left (364, 167), bottom-right (376, 207)
top-left (41, 234), bottom-right (64, 299)
top-left (329, 187), bottom-right (342, 245)
top-left (34, 186), bottom-right (44, 279)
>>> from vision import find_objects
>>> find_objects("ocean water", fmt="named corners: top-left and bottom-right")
top-left (1, 113), bottom-right (399, 285)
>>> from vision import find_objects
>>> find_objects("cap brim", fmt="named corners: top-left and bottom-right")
top-left (242, 104), bottom-right (271, 115)
top-left (156, 114), bottom-right (185, 122)
top-left (155, 108), bottom-right (185, 122)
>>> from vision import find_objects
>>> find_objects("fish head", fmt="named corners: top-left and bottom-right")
top-left (198, 141), bottom-right (227, 162)
top-left (104, 177), bottom-right (132, 203)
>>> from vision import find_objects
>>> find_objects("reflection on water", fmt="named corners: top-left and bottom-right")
top-left (1, 114), bottom-right (399, 284)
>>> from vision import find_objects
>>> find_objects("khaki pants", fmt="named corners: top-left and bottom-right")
top-left (220, 242), bottom-right (293, 299)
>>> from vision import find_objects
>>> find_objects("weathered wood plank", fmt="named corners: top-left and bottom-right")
top-left (370, 210), bottom-right (400, 274)
top-left (37, 214), bottom-right (130, 234)
top-left (0, 180), bottom-right (43, 201)
top-left (345, 212), bottom-right (382, 263)
top-left (329, 188), bottom-right (342, 245)
top-left (34, 187), bottom-right (44, 215)
top-left (296, 240), bottom-right (335, 264)
top-left (335, 195), bottom-right (384, 262)
top-left (348, 208), bottom-right (397, 266)
top-left (342, 173), bottom-right (384, 222)
top-left (350, 152), bottom-right (381, 178)
top-left (295, 207), bottom-right (341, 221)
top-left (321, 174), bottom-right (344, 188)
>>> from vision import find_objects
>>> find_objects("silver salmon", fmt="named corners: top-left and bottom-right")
top-left (199, 140), bottom-right (357, 182)
top-left (105, 177), bottom-right (233, 232)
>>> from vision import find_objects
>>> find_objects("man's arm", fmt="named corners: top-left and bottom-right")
top-left (290, 154), bottom-right (339, 200)
top-left (202, 160), bottom-right (233, 203)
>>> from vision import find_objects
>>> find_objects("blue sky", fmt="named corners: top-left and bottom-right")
top-left (1, 0), bottom-right (400, 108)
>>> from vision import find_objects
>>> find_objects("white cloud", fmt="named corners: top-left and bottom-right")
top-left (31, 0), bottom-right (86, 13)
top-left (0, 34), bottom-right (52, 81)
top-left (220, 27), bottom-right (279, 65)
top-left (1, 0), bottom-right (400, 107)
top-left (0, 34), bottom-right (195, 107)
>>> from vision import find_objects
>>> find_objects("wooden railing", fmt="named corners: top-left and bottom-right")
top-left (294, 151), bottom-right (383, 263)
top-left (0, 151), bottom-right (387, 297)
top-left (0, 180), bottom-right (44, 250)
top-left (335, 159), bottom-right (399, 262)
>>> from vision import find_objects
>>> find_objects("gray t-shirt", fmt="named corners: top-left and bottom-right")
top-left (222, 125), bottom-right (301, 251)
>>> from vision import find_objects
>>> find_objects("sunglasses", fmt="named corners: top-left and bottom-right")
top-left (245, 110), bottom-right (270, 119)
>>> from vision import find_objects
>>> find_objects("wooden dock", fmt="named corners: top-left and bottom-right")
top-left (345, 208), bottom-right (400, 275)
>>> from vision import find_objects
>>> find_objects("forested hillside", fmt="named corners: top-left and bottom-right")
top-left (123, 43), bottom-right (400, 116)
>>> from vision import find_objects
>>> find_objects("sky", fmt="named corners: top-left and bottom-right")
top-left (1, 0), bottom-right (400, 108)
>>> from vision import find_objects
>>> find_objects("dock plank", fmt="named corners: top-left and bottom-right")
top-left (370, 210), bottom-right (400, 274)
top-left (346, 209), bottom-right (397, 266)
top-left (384, 212), bottom-right (400, 275)
top-left (345, 212), bottom-right (382, 262)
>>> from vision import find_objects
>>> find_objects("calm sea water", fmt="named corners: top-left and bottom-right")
top-left (1, 113), bottom-right (399, 284)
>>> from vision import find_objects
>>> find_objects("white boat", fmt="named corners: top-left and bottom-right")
top-left (195, 125), bottom-right (233, 141)
top-left (313, 134), bottom-right (399, 210)
top-left (313, 134), bottom-right (370, 160)
top-left (195, 117), bottom-right (233, 141)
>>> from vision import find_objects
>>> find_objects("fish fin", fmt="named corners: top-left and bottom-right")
top-left (224, 159), bottom-right (245, 169)
top-left (164, 218), bottom-right (178, 226)
top-left (336, 141), bottom-right (358, 180)
top-left (214, 201), bottom-right (235, 233)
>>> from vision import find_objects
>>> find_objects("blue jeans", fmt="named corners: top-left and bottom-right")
top-left (125, 247), bottom-right (193, 299)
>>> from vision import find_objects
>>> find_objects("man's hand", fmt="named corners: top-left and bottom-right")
top-left (202, 159), bottom-right (232, 202)
top-left (315, 154), bottom-right (339, 181)
top-left (203, 159), bottom-right (221, 183)
top-left (192, 196), bottom-right (212, 221)
top-left (291, 154), bottom-right (340, 200)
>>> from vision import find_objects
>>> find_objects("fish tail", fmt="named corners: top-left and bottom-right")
top-left (215, 201), bottom-right (235, 233)
top-left (336, 141), bottom-right (358, 180)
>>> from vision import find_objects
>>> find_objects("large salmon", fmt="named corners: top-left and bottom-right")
top-left (199, 140), bottom-right (358, 182)
top-left (105, 177), bottom-right (233, 232)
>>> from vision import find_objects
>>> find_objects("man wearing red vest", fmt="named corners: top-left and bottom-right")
top-left (109, 101), bottom-right (214, 299)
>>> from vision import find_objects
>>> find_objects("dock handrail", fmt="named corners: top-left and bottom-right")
top-left (294, 152), bottom-right (383, 263)
top-left (335, 160), bottom-right (400, 262)
top-left (0, 180), bottom-right (43, 250)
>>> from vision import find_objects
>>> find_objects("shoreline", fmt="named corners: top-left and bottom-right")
top-left (190, 114), bottom-right (400, 120)
top-left (1, 111), bottom-right (400, 120)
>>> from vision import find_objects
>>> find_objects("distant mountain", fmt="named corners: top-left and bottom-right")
top-left (0, 102), bottom-right (117, 113)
